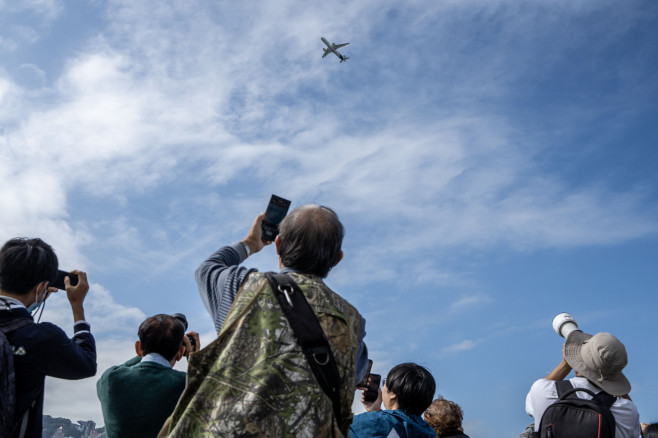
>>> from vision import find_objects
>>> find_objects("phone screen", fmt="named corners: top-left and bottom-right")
top-left (50, 270), bottom-right (79, 290)
top-left (364, 373), bottom-right (381, 402)
top-left (261, 194), bottom-right (291, 242)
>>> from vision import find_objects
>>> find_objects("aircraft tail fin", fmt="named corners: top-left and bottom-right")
top-left (340, 56), bottom-right (349, 63)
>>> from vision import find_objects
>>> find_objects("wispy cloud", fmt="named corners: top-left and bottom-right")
top-left (441, 339), bottom-right (479, 354)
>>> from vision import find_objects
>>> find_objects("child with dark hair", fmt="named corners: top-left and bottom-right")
top-left (349, 362), bottom-right (436, 438)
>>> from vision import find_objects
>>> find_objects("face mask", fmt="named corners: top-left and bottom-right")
top-left (27, 285), bottom-right (48, 314)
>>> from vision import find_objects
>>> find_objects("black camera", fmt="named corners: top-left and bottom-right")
top-left (172, 313), bottom-right (196, 350)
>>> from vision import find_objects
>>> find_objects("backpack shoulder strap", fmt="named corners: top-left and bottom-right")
top-left (0, 317), bottom-right (32, 334)
top-left (555, 380), bottom-right (574, 399)
top-left (264, 272), bottom-right (343, 431)
top-left (595, 390), bottom-right (616, 408)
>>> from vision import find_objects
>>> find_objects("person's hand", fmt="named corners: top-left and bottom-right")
top-left (65, 270), bottom-right (89, 306)
top-left (242, 213), bottom-right (270, 255)
top-left (183, 331), bottom-right (201, 357)
top-left (361, 387), bottom-right (382, 412)
top-left (65, 270), bottom-right (88, 322)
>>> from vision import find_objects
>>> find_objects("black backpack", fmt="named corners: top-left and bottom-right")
top-left (0, 316), bottom-right (32, 438)
top-left (537, 380), bottom-right (616, 438)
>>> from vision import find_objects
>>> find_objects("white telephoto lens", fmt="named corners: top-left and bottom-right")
top-left (552, 312), bottom-right (578, 338)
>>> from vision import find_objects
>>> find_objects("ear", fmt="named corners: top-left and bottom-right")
top-left (275, 235), bottom-right (281, 254)
top-left (175, 345), bottom-right (186, 362)
top-left (334, 250), bottom-right (343, 267)
top-left (30, 281), bottom-right (49, 296)
top-left (135, 341), bottom-right (143, 357)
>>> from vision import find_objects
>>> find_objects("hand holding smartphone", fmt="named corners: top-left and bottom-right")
top-left (356, 360), bottom-right (381, 403)
top-left (261, 195), bottom-right (291, 242)
top-left (363, 374), bottom-right (381, 402)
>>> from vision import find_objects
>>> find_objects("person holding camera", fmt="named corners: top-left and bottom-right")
top-left (525, 330), bottom-right (640, 438)
top-left (0, 237), bottom-right (96, 438)
top-left (350, 362), bottom-right (436, 438)
top-left (96, 314), bottom-right (200, 438)
top-left (161, 205), bottom-right (368, 437)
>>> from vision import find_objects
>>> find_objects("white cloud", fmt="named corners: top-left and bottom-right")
top-left (441, 339), bottom-right (478, 354)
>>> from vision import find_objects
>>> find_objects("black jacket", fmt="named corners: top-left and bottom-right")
top-left (0, 305), bottom-right (96, 438)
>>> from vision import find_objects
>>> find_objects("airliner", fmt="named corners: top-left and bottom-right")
top-left (321, 37), bottom-right (349, 63)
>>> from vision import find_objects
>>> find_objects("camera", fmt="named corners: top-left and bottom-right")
top-left (552, 312), bottom-right (579, 338)
top-left (172, 313), bottom-right (196, 350)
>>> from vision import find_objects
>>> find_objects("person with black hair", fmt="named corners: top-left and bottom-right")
top-left (643, 423), bottom-right (658, 438)
top-left (96, 314), bottom-right (199, 438)
top-left (0, 237), bottom-right (96, 438)
top-left (350, 362), bottom-right (436, 438)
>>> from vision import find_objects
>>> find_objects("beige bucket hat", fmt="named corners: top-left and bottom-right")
top-left (564, 331), bottom-right (631, 397)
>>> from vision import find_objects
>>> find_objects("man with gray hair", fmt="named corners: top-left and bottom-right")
top-left (525, 330), bottom-right (640, 438)
top-left (162, 204), bottom-right (368, 437)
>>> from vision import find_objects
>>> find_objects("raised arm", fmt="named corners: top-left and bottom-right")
top-left (195, 214), bottom-right (271, 333)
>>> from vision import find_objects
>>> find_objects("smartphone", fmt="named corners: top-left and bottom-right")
top-left (261, 194), bottom-right (291, 242)
top-left (356, 359), bottom-right (374, 390)
top-left (364, 374), bottom-right (381, 402)
top-left (50, 270), bottom-right (79, 290)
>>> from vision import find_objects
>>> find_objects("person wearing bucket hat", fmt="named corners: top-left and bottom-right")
top-left (525, 330), bottom-right (641, 438)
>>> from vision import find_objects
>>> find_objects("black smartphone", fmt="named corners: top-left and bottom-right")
top-left (356, 359), bottom-right (373, 390)
top-left (261, 194), bottom-right (291, 242)
top-left (50, 270), bottom-right (79, 290)
top-left (364, 373), bottom-right (381, 402)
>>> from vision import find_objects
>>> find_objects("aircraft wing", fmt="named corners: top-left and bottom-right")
top-left (334, 43), bottom-right (349, 49)
top-left (322, 50), bottom-right (330, 58)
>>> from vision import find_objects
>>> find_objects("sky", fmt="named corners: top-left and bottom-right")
top-left (1, 0), bottom-right (657, 436)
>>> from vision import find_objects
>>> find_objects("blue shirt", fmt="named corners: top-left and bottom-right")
top-left (349, 410), bottom-right (435, 438)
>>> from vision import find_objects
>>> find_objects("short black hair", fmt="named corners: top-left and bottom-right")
top-left (138, 314), bottom-right (185, 361)
top-left (0, 238), bottom-right (58, 295)
top-left (644, 423), bottom-right (658, 438)
top-left (278, 205), bottom-right (344, 278)
top-left (386, 362), bottom-right (436, 416)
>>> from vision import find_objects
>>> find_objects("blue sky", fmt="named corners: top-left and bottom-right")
top-left (1, 1), bottom-right (657, 436)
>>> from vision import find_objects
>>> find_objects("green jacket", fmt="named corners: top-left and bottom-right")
top-left (164, 272), bottom-right (362, 438)
top-left (97, 356), bottom-right (186, 438)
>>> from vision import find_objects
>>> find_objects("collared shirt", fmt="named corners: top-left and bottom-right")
top-left (141, 352), bottom-right (173, 368)
top-left (0, 295), bottom-right (27, 310)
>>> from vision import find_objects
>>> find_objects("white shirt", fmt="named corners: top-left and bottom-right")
top-left (141, 352), bottom-right (173, 368)
top-left (526, 376), bottom-right (641, 438)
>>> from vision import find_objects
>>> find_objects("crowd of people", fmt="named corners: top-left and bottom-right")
top-left (0, 204), bottom-right (654, 437)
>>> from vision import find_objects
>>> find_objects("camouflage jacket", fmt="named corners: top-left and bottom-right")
top-left (164, 272), bottom-right (362, 438)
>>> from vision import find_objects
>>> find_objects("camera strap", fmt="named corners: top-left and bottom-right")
top-left (264, 272), bottom-right (343, 432)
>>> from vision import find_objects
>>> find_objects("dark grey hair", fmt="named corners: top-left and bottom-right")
top-left (278, 205), bottom-right (344, 278)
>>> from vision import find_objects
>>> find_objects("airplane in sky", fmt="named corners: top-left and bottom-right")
top-left (321, 37), bottom-right (349, 63)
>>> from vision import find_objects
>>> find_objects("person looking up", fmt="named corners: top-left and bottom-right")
top-left (350, 362), bottom-right (436, 438)
top-left (525, 330), bottom-right (640, 438)
top-left (0, 237), bottom-right (96, 438)
top-left (97, 314), bottom-right (199, 438)
top-left (162, 205), bottom-right (368, 437)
